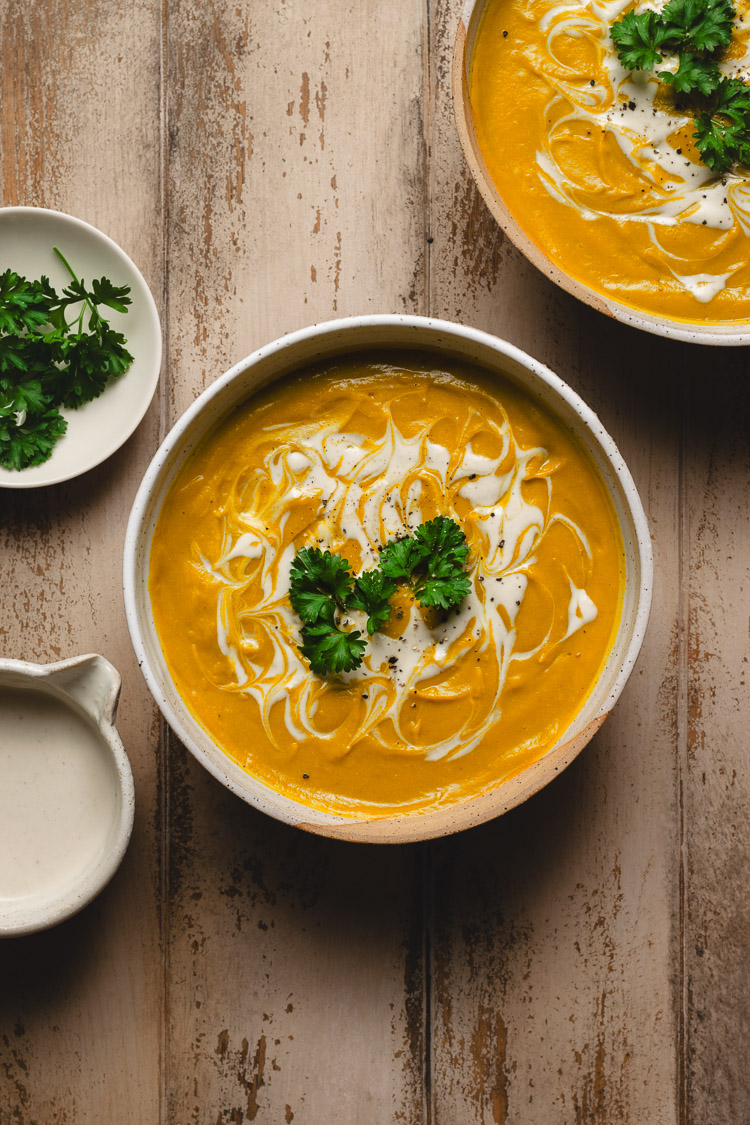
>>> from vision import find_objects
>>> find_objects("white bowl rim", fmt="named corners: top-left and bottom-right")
top-left (453, 0), bottom-right (750, 347)
top-left (0, 653), bottom-right (136, 937)
top-left (0, 205), bottom-right (163, 487)
top-left (124, 313), bottom-right (653, 841)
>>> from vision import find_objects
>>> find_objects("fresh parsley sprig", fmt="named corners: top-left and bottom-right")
top-left (611, 9), bottom-right (672, 71)
top-left (609, 0), bottom-right (750, 174)
top-left (348, 569), bottom-right (398, 635)
top-left (611, 0), bottom-right (735, 79)
top-left (288, 516), bottom-right (472, 677)
top-left (288, 547), bottom-right (366, 675)
top-left (381, 516), bottom-right (471, 611)
top-left (694, 76), bottom-right (750, 171)
top-left (0, 247), bottom-right (134, 471)
top-left (299, 621), bottom-right (368, 676)
top-left (660, 0), bottom-right (736, 55)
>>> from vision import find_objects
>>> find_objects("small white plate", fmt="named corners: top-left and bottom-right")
top-left (0, 207), bottom-right (162, 488)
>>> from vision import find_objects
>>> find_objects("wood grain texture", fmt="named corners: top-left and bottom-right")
top-left (163, 0), bottom-right (428, 1120)
top-left (427, 2), bottom-right (683, 1121)
top-left (682, 357), bottom-right (750, 1122)
top-left (0, 1), bottom-right (164, 1122)
top-left (1, 0), bottom-right (749, 1121)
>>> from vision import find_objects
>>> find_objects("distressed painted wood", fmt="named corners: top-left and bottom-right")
top-left (427, 2), bottom-right (683, 1121)
top-left (1, 0), bottom-right (750, 1122)
top-left (0, 0), bottom-right (164, 1122)
top-left (682, 358), bottom-right (750, 1123)
top-left (163, 0), bottom-right (428, 1120)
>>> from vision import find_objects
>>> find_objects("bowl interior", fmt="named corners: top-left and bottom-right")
top-left (453, 0), bottom-right (750, 346)
top-left (126, 317), bottom-right (652, 843)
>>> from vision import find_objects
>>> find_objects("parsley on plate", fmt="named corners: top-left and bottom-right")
top-left (0, 247), bottom-right (133, 471)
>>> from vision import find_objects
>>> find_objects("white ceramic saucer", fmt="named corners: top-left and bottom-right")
top-left (0, 207), bottom-right (162, 488)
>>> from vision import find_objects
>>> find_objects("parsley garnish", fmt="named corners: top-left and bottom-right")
top-left (348, 569), bottom-right (398, 635)
top-left (694, 77), bottom-right (750, 171)
top-left (381, 516), bottom-right (472, 611)
top-left (611, 9), bottom-right (672, 71)
top-left (289, 547), bottom-right (355, 622)
top-left (288, 516), bottom-right (472, 676)
top-left (612, 0), bottom-right (735, 77)
top-left (610, 0), bottom-right (750, 174)
top-left (0, 247), bottom-right (133, 471)
top-left (288, 547), bottom-right (366, 675)
top-left (299, 621), bottom-right (368, 676)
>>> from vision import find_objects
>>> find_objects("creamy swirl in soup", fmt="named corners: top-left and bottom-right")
top-left (149, 355), bottom-right (624, 817)
top-left (470, 0), bottom-right (750, 322)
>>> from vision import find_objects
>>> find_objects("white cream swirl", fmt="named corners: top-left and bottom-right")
top-left (194, 404), bottom-right (597, 763)
top-left (533, 0), bottom-right (750, 300)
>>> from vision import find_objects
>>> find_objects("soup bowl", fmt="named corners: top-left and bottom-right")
top-left (124, 315), bottom-right (652, 843)
top-left (453, 0), bottom-right (750, 345)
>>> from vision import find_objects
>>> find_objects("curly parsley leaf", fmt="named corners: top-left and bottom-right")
top-left (379, 517), bottom-right (471, 611)
top-left (694, 111), bottom-right (750, 171)
top-left (57, 328), bottom-right (134, 409)
top-left (661, 52), bottom-right (721, 95)
top-left (299, 621), bottom-right (367, 676)
top-left (660, 0), bottom-right (736, 53)
top-left (714, 74), bottom-right (750, 118)
top-left (348, 569), bottom-right (396, 635)
top-left (0, 271), bottom-right (51, 336)
top-left (417, 571), bottom-right (473, 611)
top-left (414, 515), bottom-right (470, 570)
top-left (611, 9), bottom-right (669, 70)
top-left (378, 536), bottom-right (428, 580)
top-left (693, 78), bottom-right (750, 171)
top-left (410, 517), bottom-right (472, 611)
top-left (611, 0), bottom-right (750, 173)
top-left (89, 276), bottom-right (132, 314)
top-left (11, 378), bottom-right (49, 415)
top-left (613, 0), bottom-right (735, 65)
top-left (289, 547), bottom-right (355, 615)
top-left (290, 517), bottom-right (472, 675)
top-left (0, 402), bottom-right (68, 471)
top-left (0, 248), bottom-right (134, 471)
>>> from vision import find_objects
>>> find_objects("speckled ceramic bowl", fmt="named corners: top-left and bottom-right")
top-left (453, 0), bottom-right (750, 345)
top-left (124, 316), bottom-right (652, 843)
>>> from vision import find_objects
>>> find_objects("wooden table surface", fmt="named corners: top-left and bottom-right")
top-left (1, 1), bottom-right (749, 1122)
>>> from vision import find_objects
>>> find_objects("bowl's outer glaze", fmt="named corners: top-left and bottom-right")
top-left (124, 315), bottom-right (653, 843)
top-left (453, 0), bottom-right (750, 346)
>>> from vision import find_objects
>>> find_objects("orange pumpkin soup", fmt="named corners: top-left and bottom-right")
top-left (470, 0), bottom-right (750, 323)
top-left (149, 354), bottom-right (624, 817)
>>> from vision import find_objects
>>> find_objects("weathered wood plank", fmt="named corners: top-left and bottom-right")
top-left (683, 358), bottom-right (750, 1123)
top-left (426, 2), bottom-right (683, 1121)
top-left (164, 1), bottom-right (428, 1119)
top-left (3, 1), bottom-right (749, 1121)
top-left (0, 0), bottom-right (164, 1122)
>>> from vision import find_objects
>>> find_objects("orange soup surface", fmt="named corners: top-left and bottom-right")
top-left (149, 354), bottom-right (625, 818)
top-left (470, 0), bottom-right (750, 324)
